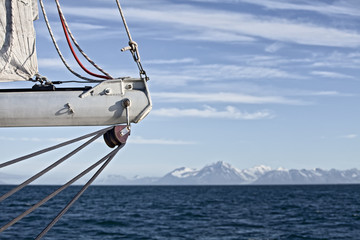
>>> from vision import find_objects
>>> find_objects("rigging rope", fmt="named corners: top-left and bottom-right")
top-left (55, 1), bottom-right (112, 80)
top-left (36, 146), bottom-right (123, 239)
top-left (38, 0), bottom-right (102, 82)
top-left (0, 146), bottom-right (122, 235)
top-left (54, 0), bottom-right (113, 79)
top-left (39, 0), bottom-right (148, 82)
top-left (0, 127), bottom-right (112, 169)
top-left (115, 0), bottom-right (149, 80)
top-left (0, 132), bottom-right (103, 202)
top-left (0, 126), bottom-right (127, 238)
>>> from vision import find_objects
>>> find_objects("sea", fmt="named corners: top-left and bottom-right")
top-left (1, 185), bottom-right (360, 240)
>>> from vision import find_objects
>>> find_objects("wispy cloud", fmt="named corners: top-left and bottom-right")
top-left (183, 64), bottom-right (301, 79)
top-left (128, 136), bottom-right (197, 145)
top-left (192, 0), bottom-right (360, 17)
top-left (38, 58), bottom-right (64, 68)
top-left (59, 6), bottom-right (118, 21)
top-left (149, 64), bottom-right (303, 86)
top-left (59, 3), bottom-right (360, 48)
top-left (171, 29), bottom-right (255, 43)
top-left (144, 58), bottom-right (199, 65)
top-left (66, 22), bottom-right (107, 31)
top-left (236, 0), bottom-right (360, 17)
top-left (230, 52), bottom-right (360, 72)
top-left (340, 134), bottom-right (358, 139)
top-left (0, 136), bottom-right (68, 143)
top-left (125, 6), bottom-right (360, 47)
top-left (306, 91), bottom-right (344, 96)
top-left (312, 51), bottom-right (360, 69)
top-left (265, 42), bottom-right (285, 53)
top-left (152, 92), bottom-right (307, 105)
top-left (311, 71), bottom-right (356, 79)
top-left (152, 105), bottom-right (274, 120)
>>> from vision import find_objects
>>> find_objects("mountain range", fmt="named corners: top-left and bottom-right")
top-left (96, 161), bottom-right (360, 185)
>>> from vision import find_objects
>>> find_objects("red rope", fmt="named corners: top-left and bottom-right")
top-left (58, 10), bottom-right (111, 80)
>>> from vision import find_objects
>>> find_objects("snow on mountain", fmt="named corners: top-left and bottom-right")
top-left (247, 165), bottom-right (272, 175)
top-left (157, 163), bottom-right (360, 185)
top-left (192, 161), bottom-right (246, 184)
top-left (170, 167), bottom-right (197, 178)
top-left (156, 161), bottom-right (272, 185)
top-left (254, 168), bottom-right (360, 184)
top-left (95, 162), bottom-right (360, 185)
top-left (240, 165), bottom-right (272, 182)
top-left (156, 167), bottom-right (199, 185)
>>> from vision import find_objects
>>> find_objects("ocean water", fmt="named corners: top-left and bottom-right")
top-left (1, 185), bottom-right (360, 239)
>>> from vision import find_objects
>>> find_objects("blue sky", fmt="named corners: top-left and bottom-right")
top-left (1, 0), bottom-right (360, 183)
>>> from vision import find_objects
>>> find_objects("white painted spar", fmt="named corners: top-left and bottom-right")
top-left (0, 78), bottom-right (152, 127)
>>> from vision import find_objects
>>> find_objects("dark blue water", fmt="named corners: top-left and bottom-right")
top-left (1, 185), bottom-right (360, 239)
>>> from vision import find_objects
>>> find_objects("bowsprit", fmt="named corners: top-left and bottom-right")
top-left (0, 0), bottom-right (151, 238)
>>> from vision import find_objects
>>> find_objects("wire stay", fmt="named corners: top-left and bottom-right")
top-left (0, 126), bottom-right (128, 239)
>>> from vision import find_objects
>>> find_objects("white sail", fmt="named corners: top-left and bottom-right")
top-left (0, 0), bottom-right (38, 82)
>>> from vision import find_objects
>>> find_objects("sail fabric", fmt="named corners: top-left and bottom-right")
top-left (0, 0), bottom-right (38, 82)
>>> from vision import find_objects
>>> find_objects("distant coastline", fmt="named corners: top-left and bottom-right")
top-left (95, 161), bottom-right (360, 186)
top-left (2, 161), bottom-right (360, 185)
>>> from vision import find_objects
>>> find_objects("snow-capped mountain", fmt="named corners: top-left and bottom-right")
top-left (94, 161), bottom-right (360, 185)
top-left (188, 161), bottom-right (245, 184)
top-left (239, 165), bottom-right (272, 182)
top-left (156, 167), bottom-right (198, 185)
top-left (255, 168), bottom-right (360, 184)
top-left (157, 161), bottom-right (251, 185)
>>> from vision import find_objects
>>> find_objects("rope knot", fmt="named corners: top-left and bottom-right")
top-left (121, 40), bottom-right (141, 63)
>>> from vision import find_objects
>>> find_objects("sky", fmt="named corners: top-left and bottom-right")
top-left (1, 0), bottom-right (360, 183)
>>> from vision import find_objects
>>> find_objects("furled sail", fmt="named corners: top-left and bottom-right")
top-left (0, 0), bottom-right (38, 82)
